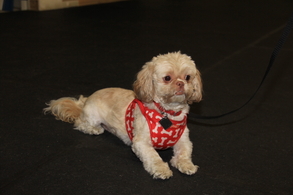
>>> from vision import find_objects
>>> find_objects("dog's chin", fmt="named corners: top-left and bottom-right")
top-left (172, 94), bottom-right (186, 102)
top-left (161, 93), bottom-right (186, 104)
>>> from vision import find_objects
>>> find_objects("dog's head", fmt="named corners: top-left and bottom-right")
top-left (133, 52), bottom-right (202, 105)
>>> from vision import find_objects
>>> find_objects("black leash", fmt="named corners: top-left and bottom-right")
top-left (188, 12), bottom-right (293, 120)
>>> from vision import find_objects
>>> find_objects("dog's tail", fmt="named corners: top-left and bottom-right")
top-left (44, 95), bottom-right (87, 123)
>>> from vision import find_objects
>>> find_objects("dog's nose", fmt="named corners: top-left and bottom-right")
top-left (176, 81), bottom-right (184, 87)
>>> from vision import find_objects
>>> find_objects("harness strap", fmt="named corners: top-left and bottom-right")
top-left (125, 99), bottom-right (187, 150)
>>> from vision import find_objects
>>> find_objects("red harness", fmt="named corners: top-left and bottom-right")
top-left (125, 99), bottom-right (187, 150)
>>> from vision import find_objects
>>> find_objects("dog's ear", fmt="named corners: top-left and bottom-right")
top-left (133, 61), bottom-right (155, 103)
top-left (188, 70), bottom-right (203, 104)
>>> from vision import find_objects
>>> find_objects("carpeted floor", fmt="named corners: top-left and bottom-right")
top-left (1, 0), bottom-right (293, 194)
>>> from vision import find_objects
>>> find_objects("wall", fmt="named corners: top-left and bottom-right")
top-left (29, 0), bottom-right (125, 11)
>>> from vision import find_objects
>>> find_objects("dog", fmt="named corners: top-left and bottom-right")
top-left (44, 51), bottom-right (202, 179)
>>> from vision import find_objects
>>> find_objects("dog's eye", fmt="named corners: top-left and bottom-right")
top-left (164, 76), bottom-right (171, 82)
top-left (185, 75), bottom-right (191, 81)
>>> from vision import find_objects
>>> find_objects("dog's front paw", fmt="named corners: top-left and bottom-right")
top-left (170, 158), bottom-right (199, 175)
top-left (151, 162), bottom-right (173, 180)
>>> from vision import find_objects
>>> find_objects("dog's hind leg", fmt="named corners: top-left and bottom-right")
top-left (73, 102), bottom-right (106, 135)
top-left (44, 95), bottom-right (105, 135)
top-left (74, 116), bottom-right (105, 135)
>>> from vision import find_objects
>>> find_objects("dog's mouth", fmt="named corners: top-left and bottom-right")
top-left (162, 90), bottom-right (186, 104)
top-left (174, 90), bottom-right (184, 95)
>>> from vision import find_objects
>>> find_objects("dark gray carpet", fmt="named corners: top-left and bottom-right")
top-left (1, 0), bottom-right (293, 194)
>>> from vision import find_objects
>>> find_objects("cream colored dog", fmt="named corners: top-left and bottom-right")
top-left (44, 51), bottom-right (202, 179)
